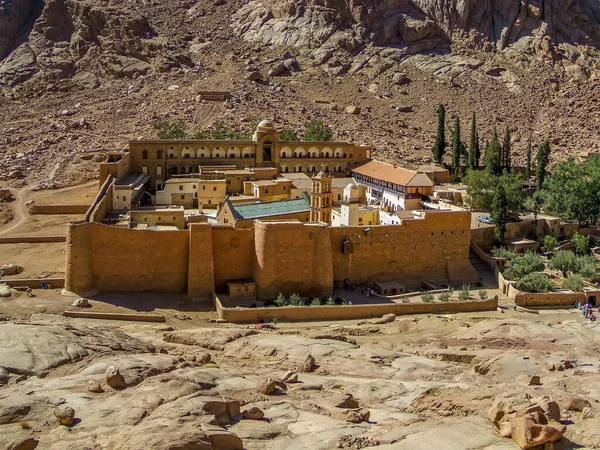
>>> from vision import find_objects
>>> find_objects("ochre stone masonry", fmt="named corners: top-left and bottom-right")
top-left (65, 211), bottom-right (476, 300)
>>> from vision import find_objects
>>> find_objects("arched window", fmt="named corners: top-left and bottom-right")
top-left (156, 166), bottom-right (162, 176)
top-left (142, 150), bottom-right (148, 159)
top-left (324, 152), bottom-right (329, 158)
top-left (157, 151), bottom-right (162, 159)
top-left (263, 141), bottom-right (273, 161)
top-left (167, 164), bottom-right (178, 176)
top-left (142, 166), bottom-right (148, 174)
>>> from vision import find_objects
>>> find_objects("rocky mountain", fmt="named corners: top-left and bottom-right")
top-left (0, 0), bottom-right (599, 188)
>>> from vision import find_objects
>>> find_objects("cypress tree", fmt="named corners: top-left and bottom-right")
top-left (468, 112), bottom-right (477, 170)
top-left (452, 115), bottom-right (461, 178)
top-left (536, 141), bottom-right (551, 190)
top-left (475, 131), bottom-right (481, 169)
top-left (491, 183), bottom-right (509, 243)
top-left (432, 104), bottom-right (446, 163)
top-left (503, 126), bottom-right (511, 172)
top-left (485, 127), bottom-right (503, 176)
top-left (525, 139), bottom-right (532, 179)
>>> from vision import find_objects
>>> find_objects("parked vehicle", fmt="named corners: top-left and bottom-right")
top-left (477, 215), bottom-right (493, 224)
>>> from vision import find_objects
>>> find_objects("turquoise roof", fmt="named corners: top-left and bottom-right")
top-left (229, 192), bottom-right (310, 220)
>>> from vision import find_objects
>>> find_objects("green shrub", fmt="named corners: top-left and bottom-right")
top-left (458, 284), bottom-right (470, 301)
top-left (563, 274), bottom-right (585, 292)
top-left (304, 120), bottom-right (333, 141)
top-left (572, 232), bottom-right (590, 255)
top-left (280, 128), bottom-right (299, 142)
top-left (274, 293), bottom-right (287, 307)
top-left (438, 290), bottom-right (452, 302)
top-left (504, 251), bottom-right (545, 281)
top-left (479, 289), bottom-right (488, 300)
top-left (310, 298), bottom-right (321, 306)
top-left (19, 421), bottom-right (30, 430)
top-left (152, 119), bottom-right (186, 139)
top-left (191, 120), bottom-right (254, 140)
top-left (491, 247), bottom-right (517, 262)
top-left (271, 317), bottom-right (279, 324)
top-left (326, 296), bottom-right (335, 305)
top-left (400, 295), bottom-right (410, 304)
top-left (541, 235), bottom-right (558, 253)
top-left (421, 291), bottom-right (434, 302)
top-left (575, 254), bottom-right (598, 279)
top-left (516, 272), bottom-right (554, 293)
top-left (289, 293), bottom-right (302, 306)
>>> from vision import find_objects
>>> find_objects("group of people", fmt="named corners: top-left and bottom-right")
top-left (342, 278), bottom-right (375, 298)
top-left (576, 301), bottom-right (597, 322)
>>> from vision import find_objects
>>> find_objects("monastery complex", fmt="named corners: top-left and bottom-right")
top-left (66, 120), bottom-right (480, 303)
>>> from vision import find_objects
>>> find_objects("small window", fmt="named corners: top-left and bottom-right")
top-left (173, 217), bottom-right (176, 220)
top-left (284, 186), bottom-right (287, 191)
top-left (181, 195), bottom-right (185, 200)
top-left (144, 218), bottom-right (147, 221)
top-left (158, 217), bottom-right (161, 220)
top-left (213, 187), bottom-right (217, 191)
top-left (208, 200), bottom-right (211, 204)
top-left (179, 185), bottom-right (183, 191)
top-left (122, 196), bottom-right (126, 201)
top-left (142, 150), bottom-right (148, 159)
top-left (203, 186), bottom-right (206, 190)
top-left (193, 185), bottom-right (196, 189)
top-left (157, 151), bottom-right (162, 159)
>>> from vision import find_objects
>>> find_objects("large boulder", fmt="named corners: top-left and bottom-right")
top-left (1, 264), bottom-right (23, 275)
top-left (510, 413), bottom-right (566, 449)
top-left (564, 397), bottom-right (591, 412)
top-left (105, 365), bottom-right (127, 390)
top-left (242, 406), bottom-right (265, 420)
top-left (54, 406), bottom-right (75, 426)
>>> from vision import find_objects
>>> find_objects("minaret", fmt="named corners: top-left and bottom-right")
top-left (310, 168), bottom-right (332, 225)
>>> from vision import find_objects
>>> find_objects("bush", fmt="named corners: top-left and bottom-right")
top-left (280, 128), bottom-right (299, 142)
top-left (479, 289), bottom-right (488, 300)
top-left (289, 293), bottom-right (302, 306)
top-left (572, 232), bottom-right (590, 255)
top-left (541, 235), bottom-right (558, 254)
top-left (574, 254), bottom-right (598, 279)
top-left (152, 119), bottom-right (186, 139)
top-left (400, 295), bottom-right (409, 304)
top-left (563, 274), bottom-right (585, 292)
top-left (274, 293), bottom-right (287, 307)
top-left (458, 284), bottom-right (470, 301)
top-left (326, 296), bottom-right (335, 305)
top-left (504, 251), bottom-right (545, 281)
top-left (550, 250), bottom-right (577, 275)
top-left (271, 317), bottom-right (279, 324)
top-left (438, 289), bottom-right (452, 302)
top-left (491, 247), bottom-right (517, 262)
top-left (304, 120), bottom-right (333, 141)
top-left (516, 272), bottom-right (554, 293)
top-left (421, 291), bottom-right (434, 302)
top-left (310, 298), bottom-right (321, 306)
top-left (191, 120), bottom-right (254, 140)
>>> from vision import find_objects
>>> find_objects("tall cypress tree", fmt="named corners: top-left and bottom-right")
top-left (525, 139), bottom-right (532, 179)
top-left (485, 127), bottom-right (502, 176)
top-left (536, 141), bottom-right (551, 190)
top-left (503, 126), bottom-right (511, 172)
top-left (452, 115), bottom-right (461, 178)
top-left (491, 183), bottom-right (509, 243)
top-left (432, 104), bottom-right (446, 163)
top-left (475, 131), bottom-right (481, 169)
top-left (468, 112), bottom-right (477, 170)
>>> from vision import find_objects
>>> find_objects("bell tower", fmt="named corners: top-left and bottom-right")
top-left (310, 168), bottom-right (332, 225)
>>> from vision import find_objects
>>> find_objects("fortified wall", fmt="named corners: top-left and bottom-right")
top-left (64, 211), bottom-right (477, 300)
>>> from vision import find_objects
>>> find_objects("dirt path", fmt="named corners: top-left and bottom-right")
top-left (0, 181), bottom-right (97, 237)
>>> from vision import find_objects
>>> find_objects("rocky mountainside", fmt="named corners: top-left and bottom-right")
top-left (0, 0), bottom-right (599, 188)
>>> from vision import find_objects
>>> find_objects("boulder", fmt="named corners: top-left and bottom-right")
top-left (72, 298), bottom-right (89, 308)
top-left (392, 72), bottom-right (411, 85)
top-left (564, 397), bottom-right (591, 412)
top-left (345, 105), bottom-right (361, 114)
top-left (1, 264), bottom-right (23, 275)
top-left (54, 406), bottom-right (75, 426)
top-left (0, 284), bottom-right (11, 298)
top-left (397, 106), bottom-right (413, 113)
top-left (518, 374), bottom-right (541, 386)
top-left (242, 406), bottom-right (265, 420)
top-left (282, 370), bottom-right (298, 383)
top-left (0, 405), bottom-right (31, 425)
top-left (87, 380), bottom-right (104, 393)
top-left (329, 393), bottom-right (359, 409)
top-left (301, 354), bottom-right (316, 372)
top-left (373, 313), bottom-right (396, 324)
top-left (534, 396), bottom-right (561, 422)
top-left (246, 71), bottom-right (262, 81)
top-left (203, 426), bottom-right (243, 450)
top-left (257, 377), bottom-right (276, 395)
top-left (105, 365), bottom-right (127, 389)
top-left (197, 352), bottom-right (212, 364)
top-left (268, 62), bottom-right (287, 76)
top-left (345, 408), bottom-right (370, 423)
top-left (510, 413), bottom-right (565, 449)
top-left (488, 398), bottom-right (515, 425)
top-left (499, 421), bottom-right (512, 437)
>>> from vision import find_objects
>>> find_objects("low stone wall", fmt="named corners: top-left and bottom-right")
top-left (29, 205), bottom-right (90, 215)
top-left (2, 278), bottom-right (65, 289)
top-left (63, 311), bottom-right (166, 322)
top-left (214, 294), bottom-right (499, 323)
top-left (515, 292), bottom-right (584, 307)
top-left (0, 236), bottom-right (66, 244)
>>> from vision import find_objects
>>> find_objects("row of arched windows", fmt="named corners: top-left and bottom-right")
top-left (280, 165), bottom-right (345, 173)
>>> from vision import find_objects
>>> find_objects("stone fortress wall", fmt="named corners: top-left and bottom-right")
top-left (65, 211), bottom-right (477, 300)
